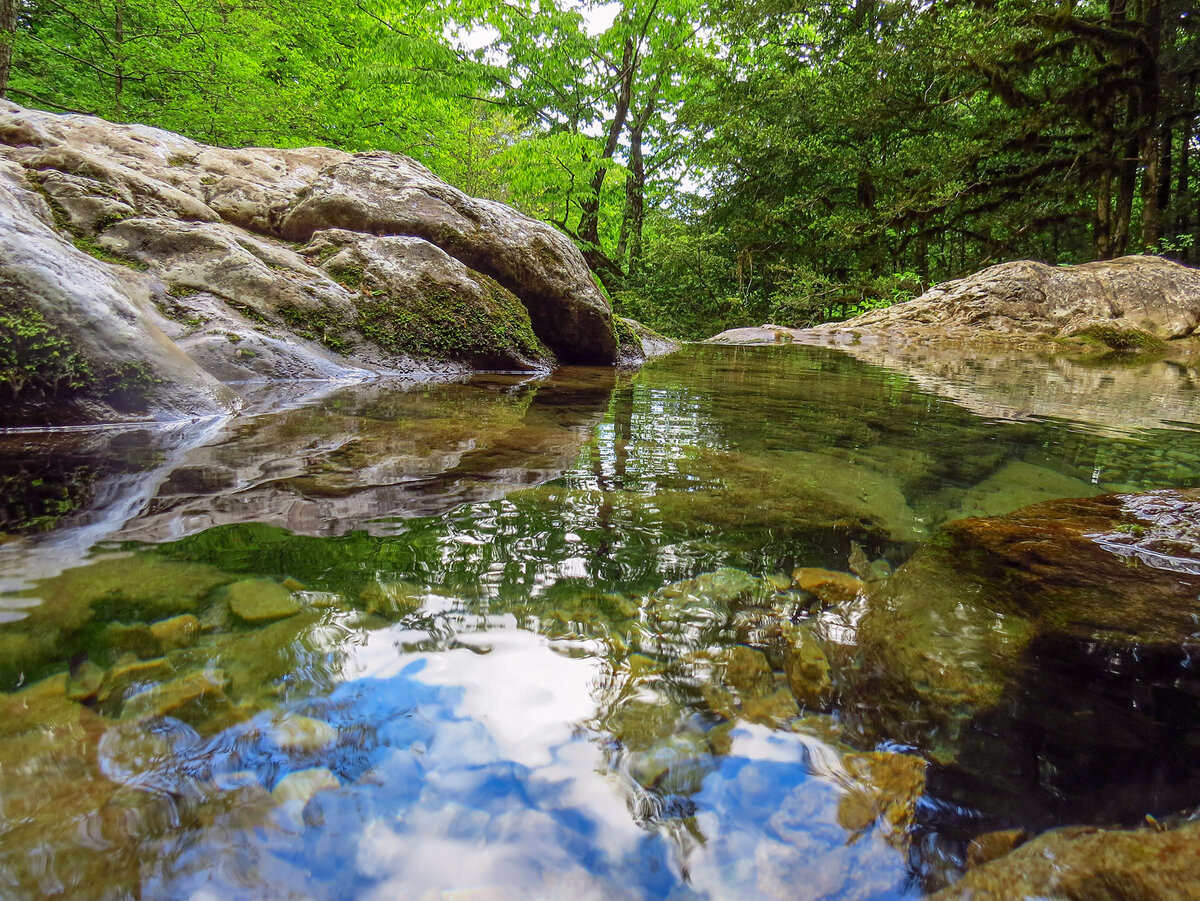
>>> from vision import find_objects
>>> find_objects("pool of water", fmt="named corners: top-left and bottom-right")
top-left (2, 344), bottom-right (1200, 900)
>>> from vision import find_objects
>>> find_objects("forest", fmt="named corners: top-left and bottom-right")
top-left (1, 0), bottom-right (1197, 339)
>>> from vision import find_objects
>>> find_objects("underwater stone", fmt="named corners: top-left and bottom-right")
top-left (227, 579), bottom-right (301, 623)
top-left (791, 567), bottom-right (865, 605)
top-left (935, 821), bottom-right (1200, 900)
top-left (272, 766), bottom-right (340, 805)
top-left (785, 628), bottom-right (834, 711)
top-left (149, 613), bottom-right (201, 650)
top-left (271, 713), bottom-right (338, 752)
top-left (121, 669), bottom-right (230, 726)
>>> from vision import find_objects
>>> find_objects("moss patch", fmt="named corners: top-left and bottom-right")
top-left (277, 305), bottom-right (355, 355)
top-left (355, 273), bottom-right (547, 364)
top-left (1073, 324), bottom-right (1168, 353)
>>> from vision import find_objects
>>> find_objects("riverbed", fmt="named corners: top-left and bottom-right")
top-left (2, 343), bottom-right (1199, 900)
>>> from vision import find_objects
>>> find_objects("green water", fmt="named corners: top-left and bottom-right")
top-left (2, 344), bottom-right (1200, 900)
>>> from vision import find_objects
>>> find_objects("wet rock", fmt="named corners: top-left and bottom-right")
top-left (226, 578), bottom-right (300, 623)
top-left (966, 828), bottom-right (1027, 869)
top-left (720, 646), bottom-right (775, 698)
top-left (149, 613), bottom-right (201, 650)
top-left (952, 460), bottom-right (1101, 520)
top-left (271, 766), bottom-right (340, 805)
top-left (359, 579), bottom-right (423, 618)
top-left (99, 656), bottom-right (176, 709)
top-left (935, 821), bottom-right (1200, 900)
top-left (98, 622), bottom-right (160, 659)
top-left (271, 713), bottom-right (338, 752)
top-left (785, 628), bottom-right (834, 712)
top-left (121, 669), bottom-right (230, 726)
top-left (0, 102), bottom-right (642, 427)
top-left (838, 488), bottom-right (1200, 763)
top-left (65, 660), bottom-right (106, 701)
top-left (0, 158), bottom-right (241, 427)
top-left (792, 567), bottom-right (864, 604)
top-left (837, 750), bottom-right (927, 843)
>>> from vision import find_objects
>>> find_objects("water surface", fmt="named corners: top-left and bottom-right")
top-left (2, 344), bottom-right (1199, 900)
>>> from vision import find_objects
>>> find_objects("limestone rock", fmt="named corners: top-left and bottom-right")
top-left (149, 614), bottom-right (201, 650)
top-left (271, 713), bottom-right (338, 752)
top-left (278, 152), bottom-right (618, 364)
top-left (816, 256), bottom-right (1200, 343)
top-left (791, 567), bottom-right (865, 604)
top-left (0, 101), bottom-right (641, 426)
top-left (785, 628), bottom-right (834, 711)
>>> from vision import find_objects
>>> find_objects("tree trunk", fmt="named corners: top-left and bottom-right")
top-left (1096, 163), bottom-right (1115, 259)
top-left (1137, 0), bottom-right (1163, 249)
top-left (1177, 73), bottom-right (1196, 262)
top-left (114, 0), bottom-right (126, 116)
top-left (578, 37), bottom-right (634, 269)
top-left (0, 0), bottom-right (14, 100)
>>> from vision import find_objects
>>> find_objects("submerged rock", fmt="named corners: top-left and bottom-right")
top-left (227, 578), bottom-right (301, 624)
top-left (837, 488), bottom-right (1200, 764)
top-left (935, 820), bottom-right (1200, 900)
top-left (271, 766), bottom-right (340, 805)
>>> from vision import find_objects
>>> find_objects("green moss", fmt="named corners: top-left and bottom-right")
top-left (613, 316), bottom-right (640, 350)
top-left (355, 274), bottom-right (546, 364)
top-left (327, 262), bottom-right (365, 291)
top-left (69, 232), bottom-right (149, 271)
top-left (0, 305), bottom-right (93, 399)
top-left (167, 153), bottom-right (196, 167)
top-left (277, 305), bottom-right (355, 355)
top-left (1074, 324), bottom-right (1168, 353)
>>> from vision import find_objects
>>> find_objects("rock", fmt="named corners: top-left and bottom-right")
top-left (0, 101), bottom-right (643, 426)
top-left (812, 256), bottom-right (1200, 343)
top-left (303, 229), bottom-right (553, 369)
top-left (0, 159), bottom-right (241, 426)
top-left (785, 628), bottom-right (834, 711)
top-left (271, 713), bottom-right (338, 752)
top-left (792, 567), bottom-right (864, 604)
top-left (719, 646), bottom-right (775, 698)
top-left (149, 613), bottom-right (201, 650)
top-left (65, 660), bottom-right (106, 701)
top-left (278, 153), bottom-right (619, 364)
top-left (271, 766), bottom-right (340, 805)
top-left (837, 488), bottom-right (1200, 763)
top-left (98, 656), bottom-right (177, 709)
top-left (952, 460), bottom-right (1101, 520)
top-left (837, 750), bottom-right (927, 842)
top-left (120, 669), bottom-right (230, 726)
top-left (934, 821), bottom-right (1200, 900)
top-left (966, 828), bottom-right (1028, 869)
top-left (226, 579), bottom-right (301, 623)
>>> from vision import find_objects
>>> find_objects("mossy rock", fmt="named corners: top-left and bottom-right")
top-left (1072, 323), bottom-right (1168, 353)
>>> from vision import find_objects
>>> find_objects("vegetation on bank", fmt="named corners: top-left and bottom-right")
top-left (1, 0), bottom-right (1196, 340)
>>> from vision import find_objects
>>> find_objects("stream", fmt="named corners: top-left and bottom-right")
top-left (2, 343), bottom-right (1199, 900)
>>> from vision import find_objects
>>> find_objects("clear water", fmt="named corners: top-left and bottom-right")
top-left (2, 344), bottom-right (1199, 900)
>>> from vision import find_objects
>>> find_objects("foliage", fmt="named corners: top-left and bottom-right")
top-left (3, 0), bottom-right (1197, 340)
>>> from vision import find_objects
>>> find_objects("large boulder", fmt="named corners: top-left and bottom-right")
top-left (278, 153), bottom-right (618, 364)
top-left (0, 102), bottom-right (661, 426)
top-left (819, 256), bottom-right (1200, 345)
top-left (708, 257), bottom-right (1200, 350)
top-left (834, 489), bottom-right (1200, 762)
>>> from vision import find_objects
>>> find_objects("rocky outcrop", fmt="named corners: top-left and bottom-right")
top-left (824, 256), bottom-right (1200, 344)
top-left (708, 256), bottom-right (1200, 350)
top-left (0, 103), bottom-right (664, 426)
